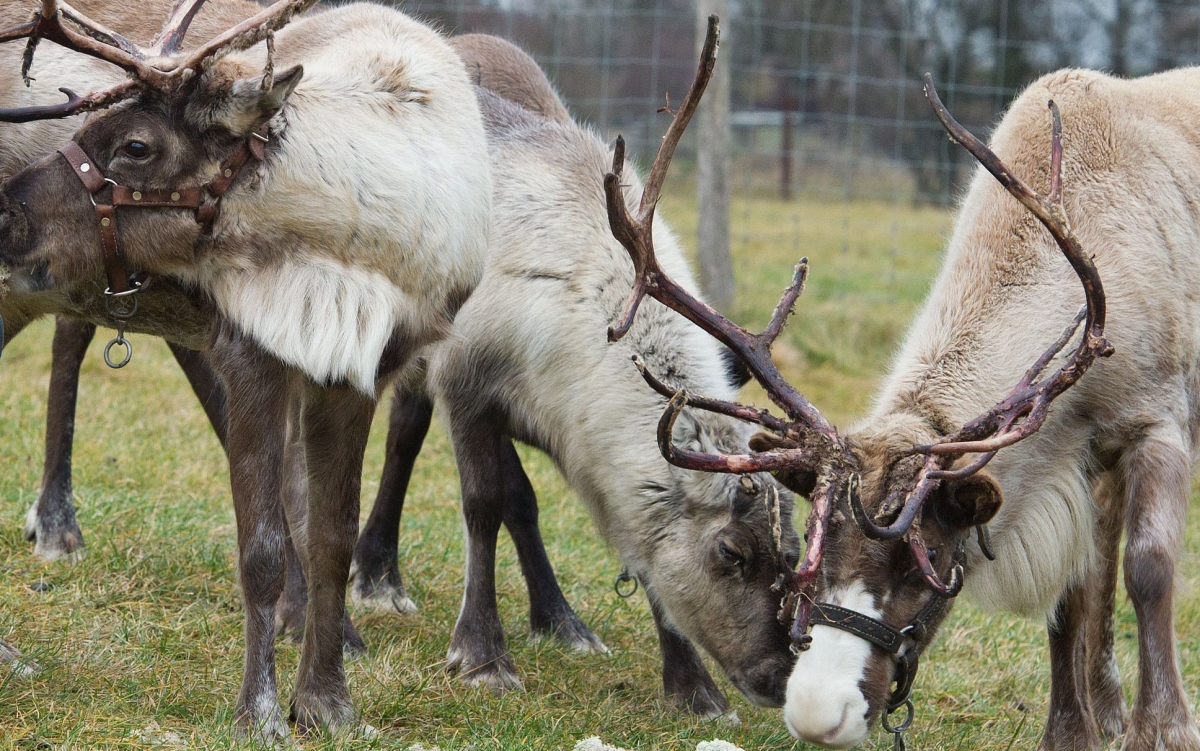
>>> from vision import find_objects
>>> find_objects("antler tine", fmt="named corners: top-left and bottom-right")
top-left (605, 17), bottom-right (836, 438)
top-left (638, 13), bottom-right (719, 218)
top-left (149, 0), bottom-right (210, 56)
top-left (57, 1), bottom-right (144, 58)
top-left (655, 391), bottom-right (821, 474)
top-left (920, 76), bottom-right (1112, 461)
top-left (632, 355), bottom-right (795, 435)
top-left (0, 80), bottom-right (137, 122)
top-left (171, 0), bottom-right (317, 75)
top-left (907, 530), bottom-right (963, 597)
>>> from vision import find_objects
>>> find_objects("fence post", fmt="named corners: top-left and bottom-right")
top-left (696, 0), bottom-right (734, 310)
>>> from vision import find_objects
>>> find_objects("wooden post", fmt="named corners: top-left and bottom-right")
top-left (696, 0), bottom-right (734, 310)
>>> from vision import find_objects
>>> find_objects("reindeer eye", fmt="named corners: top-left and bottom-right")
top-left (718, 541), bottom-right (744, 567)
top-left (120, 141), bottom-right (150, 159)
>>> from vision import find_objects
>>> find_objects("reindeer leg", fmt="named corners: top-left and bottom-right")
top-left (275, 396), bottom-right (365, 656)
top-left (167, 343), bottom-right (228, 449)
top-left (25, 317), bottom-right (93, 561)
top-left (498, 439), bottom-right (607, 654)
top-left (1039, 580), bottom-right (1100, 751)
top-left (1086, 473), bottom-right (1128, 742)
top-left (1120, 430), bottom-right (1200, 751)
top-left (290, 382), bottom-right (374, 734)
top-left (647, 588), bottom-right (730, 719)
top-left (349, 384), bottom-right (430, 615)
top-left (210, 324), bottom-right (290, 741)
top-left (445, 407), bottom-right (522, 692)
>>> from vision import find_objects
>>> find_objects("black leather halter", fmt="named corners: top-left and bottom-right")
top-left (805, 544), bottom-right (965, 750)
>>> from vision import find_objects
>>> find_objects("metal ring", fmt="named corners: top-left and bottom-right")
top-left (104, 337), bottom-right (132, 369)
top-left (614, 568), bottom-right (638, 598)
top-left (881, 698), bottom-right (914, 734)
top-left (104, 284), bottom-right (141, 298)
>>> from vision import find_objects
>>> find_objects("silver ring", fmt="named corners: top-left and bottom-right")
top-left (104, 337), bottom-right (132, 369)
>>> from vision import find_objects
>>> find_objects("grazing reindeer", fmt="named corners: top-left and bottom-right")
top-left (412, 56), bottom-right (801, 715)
top-left (609, 22), bottom-right (1197, 751)
top-left (345, 32), bottom-right (791, 715)
top-left (0, 0), bottom-right (491, 737)
top-left (347, 31), bottom-right (575, 617)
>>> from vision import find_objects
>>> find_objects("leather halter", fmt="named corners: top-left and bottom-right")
top-left (57, 135), bottom-right (266, 296)
top-left (801, 544), bottom-right (965, 750)
top-left (55, 134), bottom-right (266, 366)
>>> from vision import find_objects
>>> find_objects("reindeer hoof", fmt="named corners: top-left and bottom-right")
top-left (290, 690), bottom-right (355, 736)
top-left (1121, 716), bottom-right (1200, 751)
top-left (445, 647), bottom-right (523, 693)
top-left (24, 504), bottom-right (84, 562)
top-left (666, 681), bottom-right (730, 719)
top-left (236, 704), bottom-right (291, 745)
top-left (348, 560), bottom-right (418, 615)
top-left (533, 613), bottom-right (609, 655)
top-left (0, 639), bottom-right (40, 678)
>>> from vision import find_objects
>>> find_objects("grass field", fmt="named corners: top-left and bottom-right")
top-left (1, 193), bottom-right (1198, 750)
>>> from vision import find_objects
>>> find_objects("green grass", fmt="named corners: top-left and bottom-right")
top-left (1, 194), bottom-right (1198, 750)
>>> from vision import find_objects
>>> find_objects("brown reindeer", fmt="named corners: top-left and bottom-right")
top-left (0, 0), bottom-right (493, 738)
top-left (3, 11), bottom-right (597, 660)
top-left (610, 21), bottom-right (1198, 751)
top-left (0, 0), bottom-right (255, 563)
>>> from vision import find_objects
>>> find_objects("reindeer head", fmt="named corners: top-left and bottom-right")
top-left (609, 19), bottom-right (1111, 749)
top-left (634, 407), bottom-right (801, 707)
top-left (0, 0), bottom-right (312, 289)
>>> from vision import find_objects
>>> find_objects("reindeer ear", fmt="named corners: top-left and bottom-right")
top-left (936, 471), bottom-right (1003, 529)
top-left (749, 431), bottom-right (817, 499)
top-left (212, 64), bottom-right (303, 135)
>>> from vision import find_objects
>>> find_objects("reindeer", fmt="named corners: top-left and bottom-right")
top-left (2, 14), bottom-right (615, 660)
top-left (0, 0), bottom-right (493, 737)
top-left (351, 32), bottom-right (798, 715)
top-left (0, 0), bottom-right (257, 563)
top-left (409, 46), bottom-right (801, 715)
top-left (607, 21), bottom-right (1200, 751)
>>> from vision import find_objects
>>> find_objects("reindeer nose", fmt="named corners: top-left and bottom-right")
top-left (784, 694), bottom-right (870, 749)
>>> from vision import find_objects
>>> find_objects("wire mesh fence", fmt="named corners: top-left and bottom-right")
top-left (380, 0), bottom-right (1200, 308)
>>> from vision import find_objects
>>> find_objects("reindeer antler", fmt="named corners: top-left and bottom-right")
top-left (603, 15), bottom-right (856, 644)
top-left (842, 77), bottom-right (1113, 594)
top-left (0, 0), bottom-right (316, 122)
top-left (606, 16), bottom-right (838, 459)
top-left (607, 19), bottom-right (1110, 639)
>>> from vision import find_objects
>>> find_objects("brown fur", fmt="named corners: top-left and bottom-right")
top-left (449, 34), bottom-right (571, 124)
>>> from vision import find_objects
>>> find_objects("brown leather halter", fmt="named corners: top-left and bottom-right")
top-left (56, 134), bottom-right (266, 367)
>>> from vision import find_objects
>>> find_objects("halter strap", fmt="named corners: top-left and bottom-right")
top-left (55, 135), bottom-right (266, 367)
top-left (56, 137), bottom-right (263, 299)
